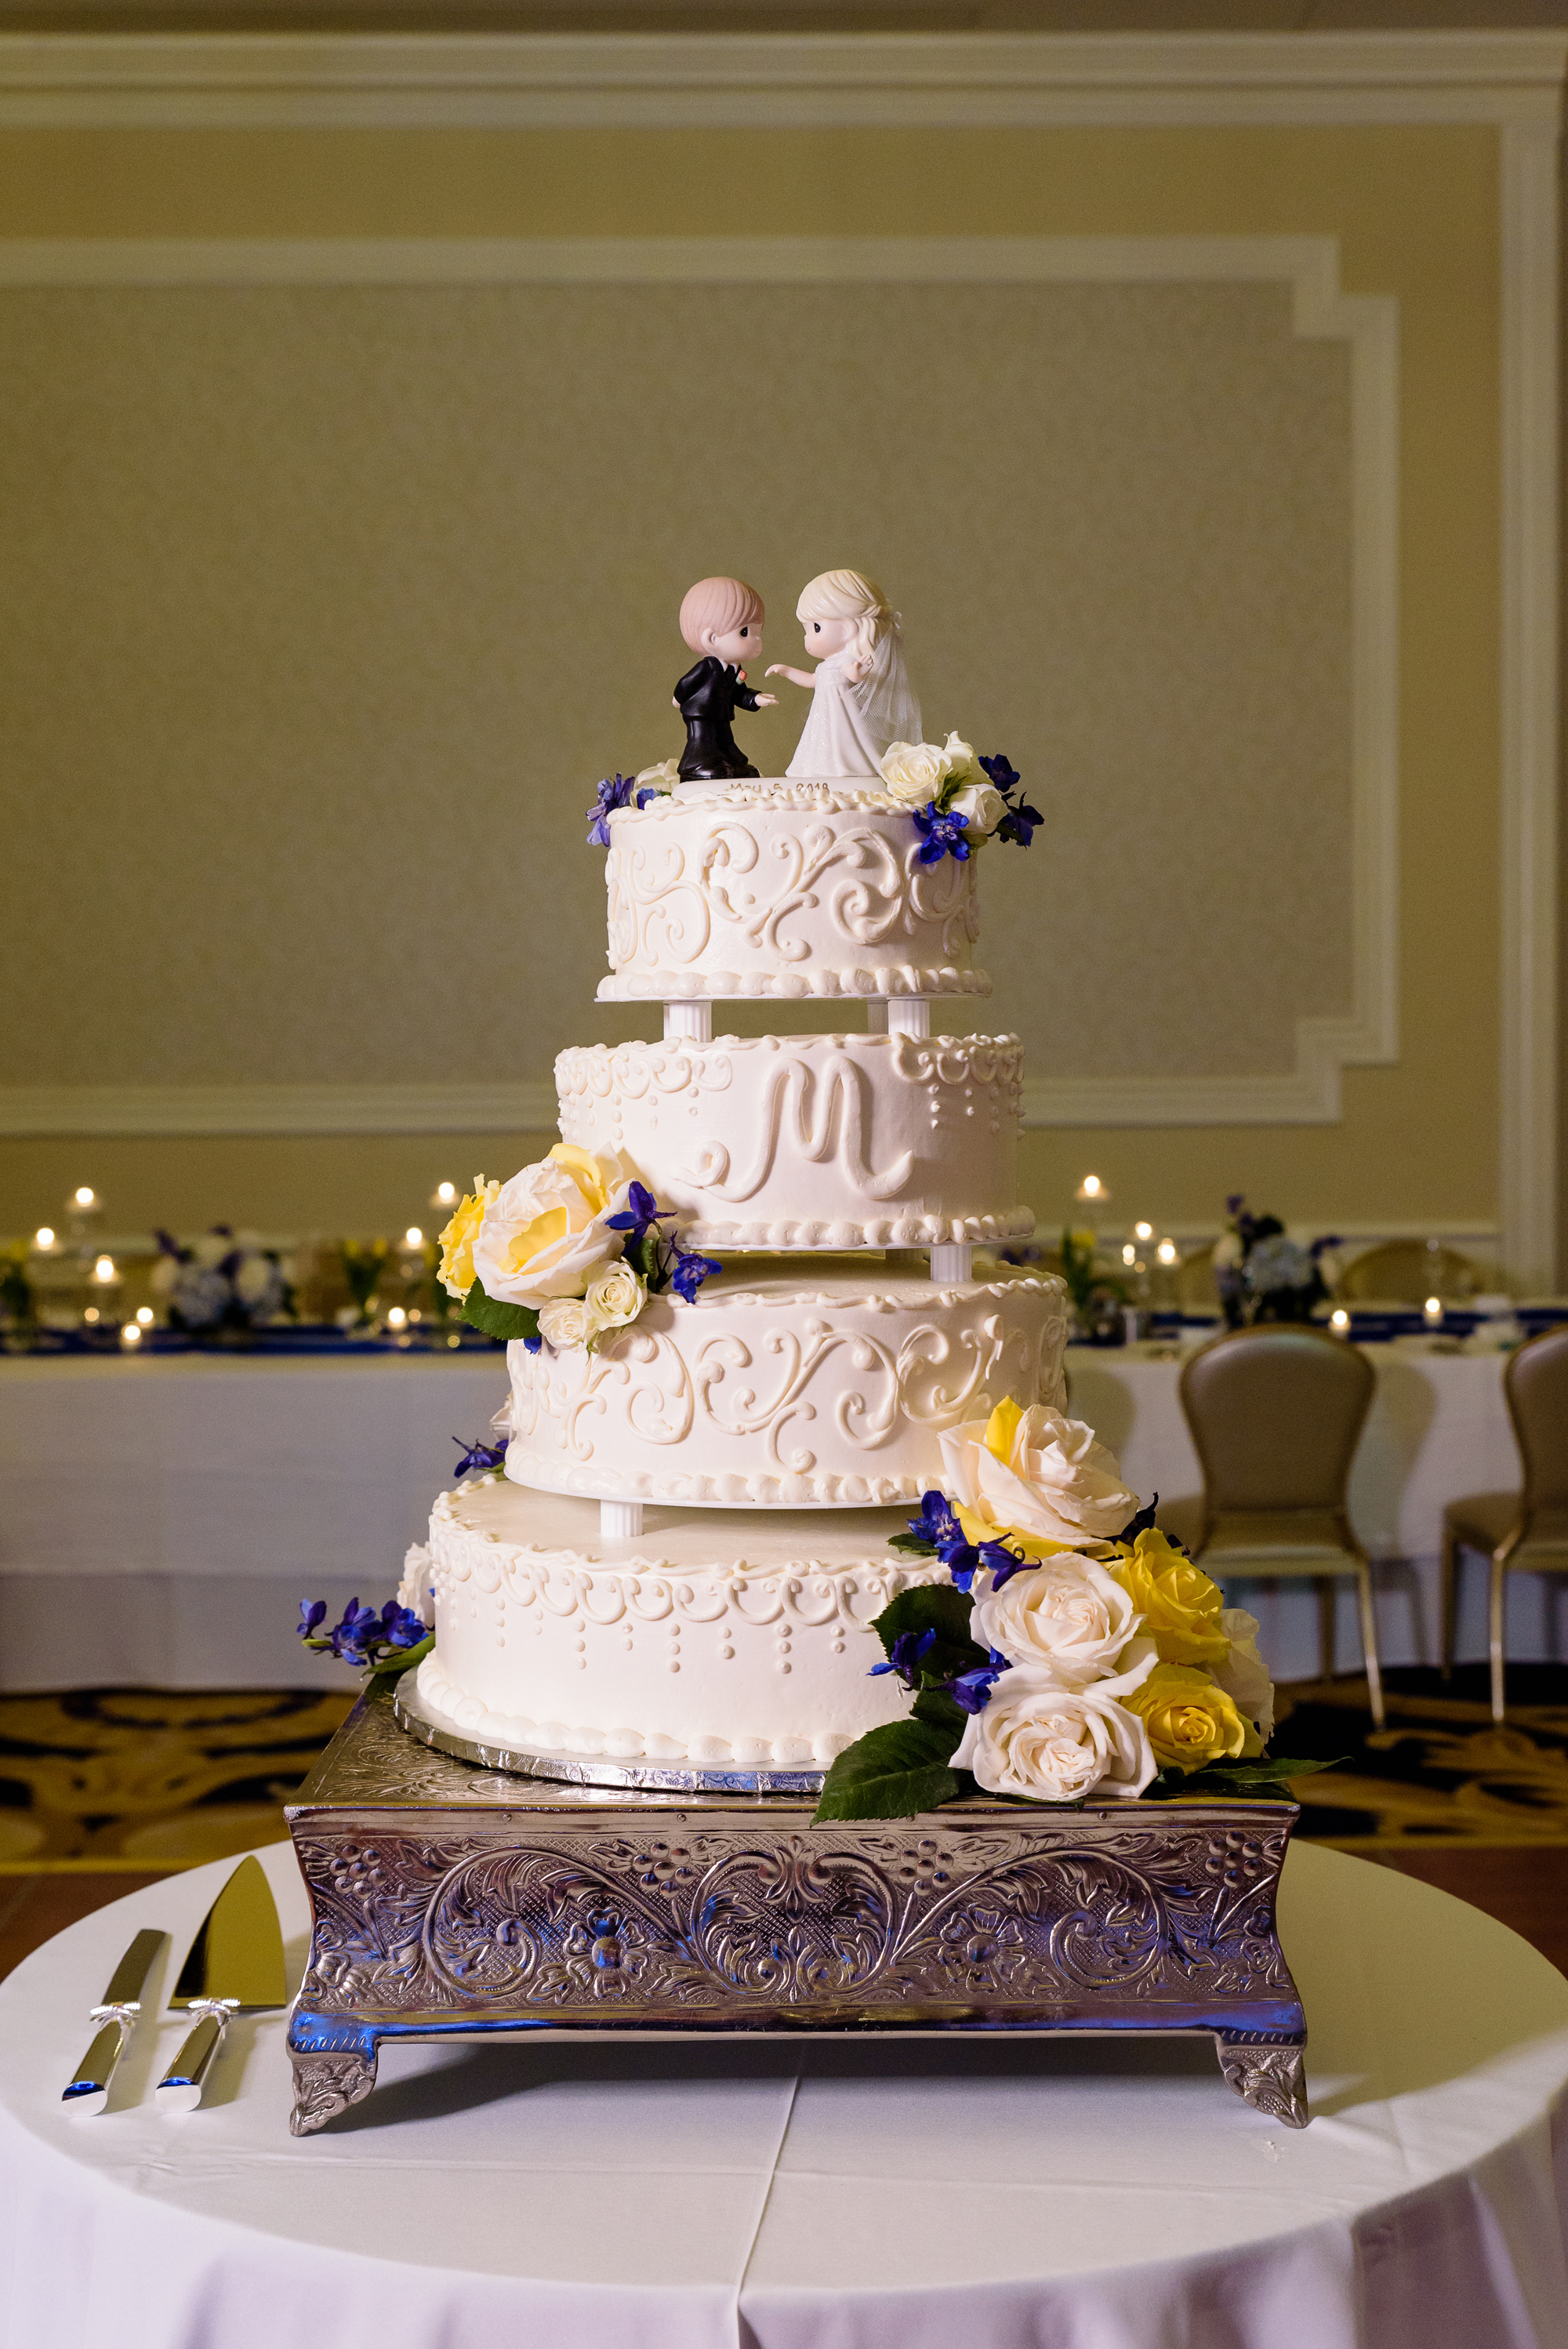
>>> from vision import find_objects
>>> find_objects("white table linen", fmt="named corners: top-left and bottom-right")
top-left (1, 1838), bottom-right (1566, 2348)
top-left (0, 1342), bottom-right (1552, 1691)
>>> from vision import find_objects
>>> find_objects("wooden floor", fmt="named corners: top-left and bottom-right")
top-left (2, 1846), bottom-right (1566, 1984)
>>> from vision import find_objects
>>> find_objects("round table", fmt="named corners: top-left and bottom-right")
top-left (2, 1841), bottom-right (1566, 2349)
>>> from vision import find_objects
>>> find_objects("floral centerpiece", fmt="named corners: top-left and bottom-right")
top-left (1213, 1196), bottom-right (1341, 1330)
top-left (434, 1149), bottom-right (720, 1350)
top-left (152, 1228), bottom-right (295, 1334)
top-left (877, 737), bottom-right (1042, 865)
top-left (815, 1400), bottom-right (1326, 1821)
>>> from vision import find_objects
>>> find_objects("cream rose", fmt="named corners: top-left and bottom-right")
top-left (396, 1544), bottom-right (434, 1627)
top-left (969, 1552), bottom-right (1142, 1689)
top-left (878, 739), bottom-right (954, 808)
top-left (635, 757), bottom-right (681, 794)
top-left (940, 731), bottom-right (984, 790)
top-left (954, 1661), bottom-right (1156, 1803)
top-left (437, 1174), bottom-right (499, 1300)
top-left (939, 1399), bottom-right (1138, 1551)
top-left (1215, 1606), bottom-right (1276, 1741)
top-left (948, 780), bottom-right (1007, 844)
top-left (583, 1260), bottom-right (647, 1345)
top-left (538, 1295), bottom-right (593, 1349)
top-left (470, 1143), bottom-right (635, 1309)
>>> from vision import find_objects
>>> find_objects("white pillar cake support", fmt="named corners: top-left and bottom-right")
top-left (928, 1243), bottom-right (974, 1284)
top-left (887, 999), bottom-right (930, 1037)
top-left (663, 1001), bottom-right (712, 1043)
top-left (600, 1500), bottom-right (644, 1540)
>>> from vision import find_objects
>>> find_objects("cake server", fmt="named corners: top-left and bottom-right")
top-left (155, 1856), bottom-right (288, 2112)
top-left (63, 1926), bottom-right (168, 2114)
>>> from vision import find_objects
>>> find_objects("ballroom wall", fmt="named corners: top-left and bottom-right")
top-left (0, 39), bottom-right (1557, 1277)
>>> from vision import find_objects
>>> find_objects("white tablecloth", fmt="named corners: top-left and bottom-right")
top-left (2, 1839), bottom-right (1566, 2348)
top-left (0, 1342), bottom-right (1548, 1690)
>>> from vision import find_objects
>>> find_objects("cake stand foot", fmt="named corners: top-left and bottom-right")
top-left (887, 997), bottom-right (930, 1038)
top-left (601, 1498), bottom-right (644, 1538)
top-left (289, 2048), bottom-right (379, 2137)
top-left (1215, 2035), bottom-right (1308, 2127)
top-left (929, 1242), bottom-right (973, 1283)
top-left (663, 1000), bottom-right (712, 1042)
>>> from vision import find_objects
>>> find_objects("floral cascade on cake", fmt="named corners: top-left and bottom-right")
top-left (815, 1398), bottom-right (1330, 1820)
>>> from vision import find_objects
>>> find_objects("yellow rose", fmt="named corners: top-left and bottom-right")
top-left (437, 1174), bottom-right (499, 1300)
top-left (1123, 1661), bottom-right (1261, 1774)
top-left (1111, 1530), bottom-right (1229, 1669)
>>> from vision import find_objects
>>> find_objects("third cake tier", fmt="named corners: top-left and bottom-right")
top-left (557, 1030), bottom-right (1034, 1248)
top-left (503, 1257), bottom-right (1069, 1508)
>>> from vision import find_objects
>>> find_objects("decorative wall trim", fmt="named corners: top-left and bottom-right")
top-left (0, 230), bottom-right (1396, 1140)
top-left (1498, 118), bottom-right (1561, 1291)
top-left (0, 30), bottom-right (1562, 132)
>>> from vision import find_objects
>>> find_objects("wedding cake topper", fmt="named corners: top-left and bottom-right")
top-left (766, 568), bottom-right (922, 781)
top-left (673, 575), bottom-right (778, 782)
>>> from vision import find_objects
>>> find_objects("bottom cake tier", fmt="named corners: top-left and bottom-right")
top-left (409, 1480), bottom-right (946, 1768)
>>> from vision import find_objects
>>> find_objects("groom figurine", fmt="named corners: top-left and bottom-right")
top-left (673, 576), bottom-right (777, 781)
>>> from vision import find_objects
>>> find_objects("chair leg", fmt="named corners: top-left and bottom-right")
top-left (1316, 1578), bottom-right (1336, 1682)
top-left (1440, 1530), bottom-right (1458, 1682)
top-left (1489, 1552), bottom-right (1508, 1723)
top-left (1355, 1563), bottom-right (1386, 1731)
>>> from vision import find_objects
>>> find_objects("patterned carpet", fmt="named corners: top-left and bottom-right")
top-left (0, 1669), bottom-right (1563, 1868)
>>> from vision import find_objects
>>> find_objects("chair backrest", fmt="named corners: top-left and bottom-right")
top-left (1178, 1325), bottom-right (1375, 1516)
top-left (1504, 1325), bottom-right (1568, 1511)
top-left (1336, 1238), bottom-right (1482, 1304)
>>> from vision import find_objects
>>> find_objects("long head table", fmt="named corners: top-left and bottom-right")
top-left (0, 1340), bottom-right (1541, 1690)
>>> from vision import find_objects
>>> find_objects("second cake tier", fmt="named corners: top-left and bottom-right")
top-left (557, 1030), bottom-right (1034, 1247)
top-left (503, 1258), bottom-right (1069, 1508)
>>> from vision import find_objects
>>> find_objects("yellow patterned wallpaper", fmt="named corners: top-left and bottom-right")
top-left (0, 122), bottom-right (1501, 1247)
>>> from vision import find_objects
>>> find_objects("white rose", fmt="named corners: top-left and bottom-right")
top-left (1211, 1231), bottom-right (1243, 1271)
top-left (941, 731), bottom-right (983, 789)
top-left (539, 1295), bottom-right (593, 1349)
top-left (232, 1252), bottom-right (274, 1306)
top-left (954, 1661), bottom-right (1156, 1802)
top-left (970, 1552), bottom-right (1142, 1689)
top-left (584, 1260), bottom-right (647, 1344)
top-left (470, 1143), bottom-right (635, 1309)
top-left (939, 1403), bottom-right (1138, 1549)
top-left (191, 1231), bottom-right (231, 1270)
top-left (397, 1544), bottom-right (434, 1626)
top-left (1214, 1607), bottom-right (1276, 1741)
top-left (948, 780), bottom-right (1007, 844)
top-left (877, 739), bottom-right (954, 808)
top-left (635, 757), bottom-right (680, 794)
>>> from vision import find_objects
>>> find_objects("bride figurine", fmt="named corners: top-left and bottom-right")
top-left (765, 569), bottom-right (921, 781)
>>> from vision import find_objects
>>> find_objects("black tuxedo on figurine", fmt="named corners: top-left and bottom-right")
top-left (675, 656), bottom-right (764, 781)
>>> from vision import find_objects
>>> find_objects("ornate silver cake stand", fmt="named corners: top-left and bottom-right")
top-left (285, 1684), bottom-right (1309, 2137)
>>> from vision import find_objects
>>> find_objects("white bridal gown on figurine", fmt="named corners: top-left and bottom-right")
top-left (786, 640), bottom-right (922, 780)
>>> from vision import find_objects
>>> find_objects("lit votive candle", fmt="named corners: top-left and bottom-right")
top-left (1134, 1221), bottom-right (1152, 1243)
top-left (1424, 1294), bottom-right (1444, 1329)
top-left (1156, 1239), bottom-right (1178, 1267)
top-left (136, 1305), bottom-right (154, 1327)
top-left (34, 1225), bottom-right (56, 1252)
top-left (1330, 1307), bottom-right (1351, 1334)
top-left (405, 1227), bottom-right (423, 1250)
top-left (120, 1321), bottom-right (142, 1348)
top-left (432, 1182), bottom-right (458, 1210)
top-left (93, 1255), bottom-right (118, 1286)
top-left (387, 1305), bottom-right (408, 1330)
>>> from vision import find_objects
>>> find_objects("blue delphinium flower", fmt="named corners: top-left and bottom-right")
top-left (978, 753), bottom-right (1021, 795)
top-left (982, 1540), bottom-right (1031, 1594)
top-left (604, 1182), bottom-right (673, 1242)
top-left (913, 803), bottom-right (972, 866)
top-left (378, 1599), bottom-right (429, 1650)
top-left (452, 1434), bottom-right (509, 1479)
top-left (906, 1490), bottom-right (962, 1551)
top-left (297, 1599), bottom-right (327, 1641)
top-left (586, 773), bottom-right (638, 846)
top-left (669, 1247), bottom-right (723, 1305)
top-left (949, 1649), bottom-right (1011, 1714)
top-left (979, 752), bottom-right (1044, 849)
top-left (329, 1598), bottom-right (383, 1665)
top-left (869, 1627), bottom-right (936, 1691)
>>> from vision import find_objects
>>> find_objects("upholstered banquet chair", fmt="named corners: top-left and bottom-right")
top-left (1442, 1325), bottom-right (1568, 1723)
top-left (1337, 1238), bottom-right (1483, 1305)
top-left (1159, 1326), bottom-right (1384, 1726)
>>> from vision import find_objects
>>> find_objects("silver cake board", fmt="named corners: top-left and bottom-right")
top-left (283, 1682), bottom-right (1309, 2137)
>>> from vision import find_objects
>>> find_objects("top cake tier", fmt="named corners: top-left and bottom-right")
top-left (597, 783), bottom-right (990, 1002)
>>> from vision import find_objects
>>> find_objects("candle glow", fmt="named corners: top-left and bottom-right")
top-left (34, 1226), bottom-right (54, 1250)
top-left (93, 1255), bottom-right (116, 1283)
top-left (405, 1227), bottom-right (423, 1248)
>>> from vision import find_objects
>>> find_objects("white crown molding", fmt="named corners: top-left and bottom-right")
top-left (1498, 118), bottom-right (1560, 1294)
top-left (0, 28), bottom-right (1562, 130)
top-left (0, 228), bottom-right (1397, 1142)
top-left (0, 1084), bottom-right (560, 1137)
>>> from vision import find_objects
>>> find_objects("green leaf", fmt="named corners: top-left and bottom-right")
top-left (368, 1634), bottom-right (434, 1679)
top-left (870, 1583), bottom-right (988, 1688)
top-left (461, 1281), bottom-right (542, 1345)
top-left (887, 1530), bottom-right (939, 1558)
top-left (1142, 1754), bottom-right (1348, 1800)
top-left (813, 1718), bottom-right (961, 1823)
top-left (911, 1686), bottom-right (967, 1738)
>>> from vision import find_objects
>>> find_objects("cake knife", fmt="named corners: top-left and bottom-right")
top-left (155, 1855), bottom-right (288, 2111)
top-left (63, 1927), bottom-right (168, 2114)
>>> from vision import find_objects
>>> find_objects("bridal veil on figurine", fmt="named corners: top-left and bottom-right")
top-left (767, 568), bottom-right (921, 781)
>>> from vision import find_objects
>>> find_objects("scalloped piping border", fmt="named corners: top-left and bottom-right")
top-left (596, 966), bottom-right (993, 1000)
top-left (677, 1207), bottom-right (1036, 1247)
top-left (502, 1456), bottom-right (930, 1509)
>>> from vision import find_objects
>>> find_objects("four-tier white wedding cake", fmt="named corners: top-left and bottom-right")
top-left (405, 761), bottom-right (1069, 1774)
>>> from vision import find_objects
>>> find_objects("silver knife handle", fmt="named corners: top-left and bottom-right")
top-left (63, 2007), bottom-right (138, 2115)
top-left (155, 2000), bottom-right (238, 2112)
